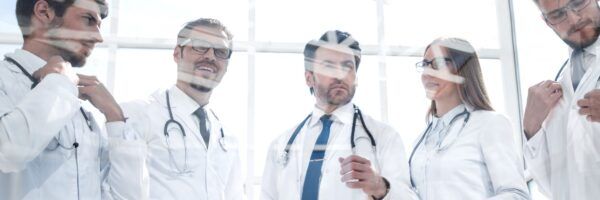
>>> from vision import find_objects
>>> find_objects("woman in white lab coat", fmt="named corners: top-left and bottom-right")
top-left (408, 37), bottom-right (529, 199)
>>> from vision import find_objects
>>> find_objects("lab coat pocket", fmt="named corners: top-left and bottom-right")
top-left (162, 132), bottom-right (202, 176)
top-left (205, 147), bottom-right (233, 199)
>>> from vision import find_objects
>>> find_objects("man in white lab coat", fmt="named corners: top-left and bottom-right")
top-left (106, 18), bottom-right (244, 200)
top-left (260, 30), bottom-right (417, 200)
top-left (0, 0), bottom-right (128, 199)
top-left (524, 0), bottom-right (600, 199)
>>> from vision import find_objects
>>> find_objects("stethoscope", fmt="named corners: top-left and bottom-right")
top-left (408, 108), bottom-right (471, 188)
top-left (164, 90), bottom-right (227, 174)
top-left (3, 56), bottom-right (94, 200)
top-left (277, 105), bottom-right (377, 167)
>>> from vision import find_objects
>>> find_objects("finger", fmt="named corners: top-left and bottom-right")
top-left (338, 157), bottom-right (344, 163)
top-left (590, 115), bottom-right (600, 122)
top-left (579, 107), bottom-right (591, 116)
top-left (339, 155), bottom-right (371, 166)
top-left (341, 171), bottom-right (370, 183)
top-left (340, 162), bottom-right (371, 174)
top-left (345, 180), bottom-right (368, 189)
top-left (578, 99), bottom-right (591, 108)
top-left (584, 89), bottom-right (600, 98)
top-left (47, 56), bottom-right (65, 64)
top-left (78, 76), bottom-right (101, 86)
top-left (547, 83), bottom-right (562, 93)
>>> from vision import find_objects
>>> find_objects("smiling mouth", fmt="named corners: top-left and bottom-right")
top-left (195, 66), bottom-right (216, 73)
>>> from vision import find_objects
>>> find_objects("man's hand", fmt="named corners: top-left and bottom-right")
top-left (32, 56), bottom-right (79, 85)
top-left (523, 80), bottom-right (562, 139)
top-left (578, 89), bottom-right (600, 122)
top-left (339, 155), bottom-right (388, 199)
top-left (78, 74), bottom-right (124, 122)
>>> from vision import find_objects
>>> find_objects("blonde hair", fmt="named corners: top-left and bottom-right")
top-left (425, 37), bottom-right (493, 121)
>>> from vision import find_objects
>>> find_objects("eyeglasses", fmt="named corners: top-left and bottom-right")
top-left (543, 0), bottom-right (591, 25)
top-left (180, 38), bottom-right (232, 59)
top-left (415, 57), bottom-right (454, 72)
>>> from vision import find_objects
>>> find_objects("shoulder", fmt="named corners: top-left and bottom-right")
top-left (470, 110), bottom-right (511, 126)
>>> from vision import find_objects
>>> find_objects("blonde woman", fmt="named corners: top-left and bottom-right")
top-left (408, 38), bottom-right (529, 199)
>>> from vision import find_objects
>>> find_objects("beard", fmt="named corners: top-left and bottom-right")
top-left (186, 60), bottom-right (222, 93)
top-left (47, 18), bottom-right (87, 67)
top-left (315, 80), bottom-right (356, 106)
top-left (562, 19), bottom-right (600, 50)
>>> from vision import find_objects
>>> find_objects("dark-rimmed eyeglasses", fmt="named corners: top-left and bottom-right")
top-left (543, 0), bottom-right (591, 25)
top-left (415, 57), bottom-right (454, 72)
top-left (180, 38), bottom-right (232, 59)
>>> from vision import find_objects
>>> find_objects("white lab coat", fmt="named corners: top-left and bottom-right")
top-left (524, 39), bottom-right (600, 200)
top-left (106, 86), bottom-right (244, 200)
top-left (0, 49), bottom-right (123, 199)
top-left (261, 103), bottom-right (418, 200)
top-left (409, 105), bottom-right (529, 200)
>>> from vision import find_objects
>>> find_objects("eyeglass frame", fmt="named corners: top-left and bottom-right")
top-left (179, 38), bottom-right (232, 60)
top-left (542, 0), bottom-right (592, 25)
top-left (415, 57), bottom-right (455, 72)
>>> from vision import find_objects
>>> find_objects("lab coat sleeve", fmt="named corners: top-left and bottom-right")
top-left (522, 126), bottom-right (552, 197)
top-left (225, 141), bottom-right (245, 200)
top-left (480, 114), bottom-right (530, 200)
top-left (260, 139), bottom-right (280, 200)
top-left (105, 101), bottom-right (150, 200)
top-left (376, 125), bottom-right (419, 200)
top-left (0, 73), bottom-right (80, 172)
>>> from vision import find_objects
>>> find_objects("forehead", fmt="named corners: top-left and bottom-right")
top-left (314, 44), bottom-right (355, 62)
top-left (425, 44), bottom-right (450, 58)
top-left (68, 0), bottom-right (104, 16)
top-left (187, 26), bottom-right (230, 48)
top-left (537, 0), bottom-right (569, 12)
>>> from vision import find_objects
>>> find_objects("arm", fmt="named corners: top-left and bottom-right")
top-left (375, 126), bottom-right (419, 200)
top-left (0, 72), bottom-right (80, 172)
top-left (481, 115), bottom-right (530, 200)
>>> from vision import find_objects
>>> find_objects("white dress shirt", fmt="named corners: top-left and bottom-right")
top-left (410, 105), bottom-right (529, 200)
top-left (0, 49), bottom-right (126, 200)
top-left (106, 86), bottom-right (244, 200)
top-left (524, 38), bottom-right (600, 200)
top-left (261, 102), bottom-right (418, 200)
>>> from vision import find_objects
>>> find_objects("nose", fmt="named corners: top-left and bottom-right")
top-left (90, 26), bottom-right (103, 43)
top-left (565, 7), bottom-right (583, 24)
top-left (203, 48), bottom-right (217, 61)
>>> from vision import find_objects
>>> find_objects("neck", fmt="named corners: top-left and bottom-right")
top-left (434, 94), bottom-right (462, 117)
top-left (316, 102), bottom-right (344, 115)
top-left (176, 81), bottom-right (211, 107)
top-left (22, 39), bottom-right (55, 62)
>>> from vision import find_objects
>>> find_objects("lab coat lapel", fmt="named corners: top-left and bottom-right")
top-left (566, 53), bottom-right (600, 171)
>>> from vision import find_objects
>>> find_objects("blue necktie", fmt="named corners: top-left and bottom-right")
top-left (193, 108), bottom-right (210, 147)
top-left (302, 115), bottom-right (333, 200)
top-left (571, 49), bottom-right (585, 90)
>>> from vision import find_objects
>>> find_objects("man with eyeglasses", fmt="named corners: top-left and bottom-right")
top-left (523, 0), bottom-right (600, 199)
top-left (261, 30), bottom-right (417, 200)
top-left (106, 18), bottom-right (244, 199)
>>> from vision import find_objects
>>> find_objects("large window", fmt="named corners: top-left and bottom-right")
top-left (0, 0), bottom-right (553, 199)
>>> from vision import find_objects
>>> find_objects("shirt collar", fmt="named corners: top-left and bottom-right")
top-left (307, 102), bottom-right (354, 127)
top-left (583, 37), bottom-right (600, 57)
top-left (5, 49), bottom-right (46, 74)
top-left (168, 85), bottom-right (205, 116)
top-left (432, 104), bottom-right (466, 127)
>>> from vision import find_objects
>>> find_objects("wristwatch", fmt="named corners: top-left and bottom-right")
top-left (372, 177), bottom-right (390, 200)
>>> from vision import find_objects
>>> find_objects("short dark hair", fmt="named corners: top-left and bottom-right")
top-left (176, 18), bottom-right (234, 49)
top-left (16, 0), bottom-right (109, 38)
top-left (303, 30), bottom-right (361, 71)
top-left (303, 30), bottom-right (361, 94)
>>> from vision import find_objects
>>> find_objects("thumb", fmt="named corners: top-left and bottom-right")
top-left (338, 157), bottom-right (344, 163)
